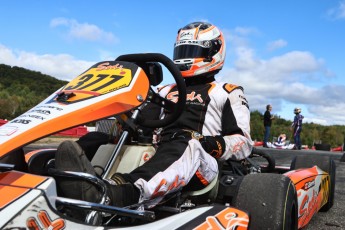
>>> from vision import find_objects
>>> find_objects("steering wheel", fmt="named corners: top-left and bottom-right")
top-left (250, 147), bottom-right (276, 173)
top-left (115, 53), bottom-right (186, 128)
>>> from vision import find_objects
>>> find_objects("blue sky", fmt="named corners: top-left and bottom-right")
top-left (1, 0), bottom-right (345, 125)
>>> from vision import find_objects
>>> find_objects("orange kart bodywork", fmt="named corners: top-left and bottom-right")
top-left (285, 166), bottom-right (331, 229)
top-left (0, 61), bottom-right (149, 157)
top-left (0, 170), bottom-right (250, 229)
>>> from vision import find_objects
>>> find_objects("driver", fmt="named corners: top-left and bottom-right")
top-left (277, 134), bottom-right (286, 144)
top-left (55, 22), bottom-right (253, 210)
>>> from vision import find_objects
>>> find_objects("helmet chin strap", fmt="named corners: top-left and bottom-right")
top-left (203, 57), bottom-right (213, 62)
top-left (178, 64), bottom-right (190, 71)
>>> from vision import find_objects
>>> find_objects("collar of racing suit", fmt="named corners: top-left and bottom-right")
top-left (184, 75), bottom-right (216, 86)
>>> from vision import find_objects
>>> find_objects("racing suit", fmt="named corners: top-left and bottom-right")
top-left (292, 113), bottom-right (304, 150)
top-left (117, 76), bottom-right (253, 207)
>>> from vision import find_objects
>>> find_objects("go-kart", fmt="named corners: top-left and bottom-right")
top-left (266, 134), bottom-right (295, 149)
top-left (0, 53), bottom-right (336, 229)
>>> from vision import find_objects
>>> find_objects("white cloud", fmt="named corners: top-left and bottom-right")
top-left (0, 44), bottom-right (93, 81)
top-left (50, 17), bottom-right (119, 43)
top-left (327, 1), bottom-right (345, 19)
top-left (233, 46), bottom-right (260, 70)
top-left (308, 102), bottom-right (345, 125)
top-left (267, 39), bottom-right (287, 51)
top-left (223, 26), bottom-right (259, 48)
top-left (233, 27), bottom-right (260, 36)
top-left (267, 51), bottom-right (321, 75)
top-left (219, 36), bottom-right (344, 125)
top-left (303, 117), bottom-right (328, 126)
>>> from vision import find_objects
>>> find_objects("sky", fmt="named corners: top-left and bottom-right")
top-left (0, 0), bottom-right (345, 125)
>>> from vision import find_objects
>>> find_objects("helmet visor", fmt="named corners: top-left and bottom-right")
top-left (173, 44), bottom-right (210, 60)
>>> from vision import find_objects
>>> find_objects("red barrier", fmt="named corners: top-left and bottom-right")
top-left (0, 119), bottom-right (8, 126)
top-left (301, 145), bottom-right (309, 150)
top-left (254, 141), bottom-right (264, 147)
top-left (54, 126), bottom-right (88, 137)
top-left (0, 119), bottom-right (88, 137)
top-left (331, 146), bottom-right (343, 152)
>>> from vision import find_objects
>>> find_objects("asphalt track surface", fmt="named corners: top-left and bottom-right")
top-left (25, 144), bottom-right (345, 229)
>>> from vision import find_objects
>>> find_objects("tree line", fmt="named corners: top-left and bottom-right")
top-left (0, 64), bottom-right (67, 118)
top-left (1, 63), bottom-right (344, 148)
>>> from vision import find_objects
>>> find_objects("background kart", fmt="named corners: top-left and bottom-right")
top-left (266, 134), bottom-right (295, 150)
top-left (266, 141), bottom-right (295, 149)
top-left (0, 53), bottom-right (336, 230)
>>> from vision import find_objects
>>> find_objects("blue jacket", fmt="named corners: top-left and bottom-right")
top-left (292, 114), bottom-right (304, 128)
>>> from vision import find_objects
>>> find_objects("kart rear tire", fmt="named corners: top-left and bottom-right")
top-left (233, 174), bottom-right (298, 230)
top-left (290, 155), bottom-right (336, 212)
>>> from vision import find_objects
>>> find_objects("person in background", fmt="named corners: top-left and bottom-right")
top-left (291, 107), bottom-right (304, 150)
top-left (263, 104), bottom-right (274, 147)
top-left (277, 133), bottom-right (286, 144)
top-left (54, 21), bottom-right (253, 213)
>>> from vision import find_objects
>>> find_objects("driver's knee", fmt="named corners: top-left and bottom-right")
top-left (76, 131), bottom-right (110, 161)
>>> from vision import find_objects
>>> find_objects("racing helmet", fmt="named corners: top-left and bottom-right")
top-left (173, 22), bottom-right (226, 78)
top-left (294, 107), bottom-right (301, 114)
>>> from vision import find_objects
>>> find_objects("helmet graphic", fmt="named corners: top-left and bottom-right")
top-left (173, 22), bottom-right (226, 78)
top-left (294, 107), bottom-right (301, 114)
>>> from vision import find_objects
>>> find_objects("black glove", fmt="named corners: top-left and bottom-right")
top-left (168, 130), bottom-right (226, 158)
top-left (199, 135), bottom-right (226, 158)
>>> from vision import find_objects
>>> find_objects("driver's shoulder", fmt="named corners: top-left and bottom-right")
top-left (211, 81), bottom-right (243, 94)
top-left (223, 83), bottom-right (243, 93)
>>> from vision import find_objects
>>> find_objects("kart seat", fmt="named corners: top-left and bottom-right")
top-left (91, 144), bottom-right (156, 177)
top-left (185, 171), bottom-right (219, 200)
top-left (183, 160), bottom-right (222, 201)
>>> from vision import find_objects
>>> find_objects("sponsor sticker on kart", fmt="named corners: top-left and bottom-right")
top-left (194, 207), bottom-right (249, 229)
top-left (0, 126), bottom-right (18, 136)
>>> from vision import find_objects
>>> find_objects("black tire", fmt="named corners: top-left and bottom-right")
top-left (233, 174), bottom-right (298, 230)
top-left (314, 143), bottom-right (331, 151)
top-left (290, 155), bottom-right (336, 212)
top-left (341, 152), bottom-right (345, 162)
top-left (250, 147), bottom-right (275, 172)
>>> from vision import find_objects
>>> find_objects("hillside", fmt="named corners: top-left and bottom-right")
top-left (0, 64), bottom-right (67, 119)
top-left (0, 64), bottom-right (344, 148)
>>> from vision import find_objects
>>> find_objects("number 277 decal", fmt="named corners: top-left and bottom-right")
top-left (63, 65), bottom-right (133, 95)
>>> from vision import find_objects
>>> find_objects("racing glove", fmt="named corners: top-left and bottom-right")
top-left (169, 130), bottom-right (226, 158)
top-left (199, 135), bottom-right (226, 159)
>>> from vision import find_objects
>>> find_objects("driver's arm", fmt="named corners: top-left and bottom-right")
top-left (221, 88), bottom-right (253, 160)
top-left (138, 102), bottom-right (161, 137)
top-left (198, 88), bottom-right (253, 161)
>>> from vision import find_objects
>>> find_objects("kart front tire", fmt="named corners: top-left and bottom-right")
top-left (290, 155), bottom-right (336, 212)
top-left (233, 174), bottom-right (298, 230)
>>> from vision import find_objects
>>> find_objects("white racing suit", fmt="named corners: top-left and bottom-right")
top-left (119, 79), bottom-right (253, 207)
